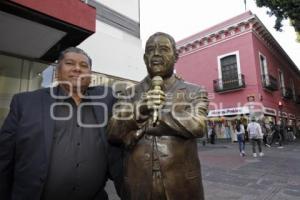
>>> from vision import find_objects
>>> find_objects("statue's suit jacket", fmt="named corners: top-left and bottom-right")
top-left (108, 75), bottom-right (208, 200)
top-left (0, 86), bottom-right (123, 200)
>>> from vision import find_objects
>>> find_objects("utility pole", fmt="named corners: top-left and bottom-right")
top-left (244, 0), bottom-right (247, 11)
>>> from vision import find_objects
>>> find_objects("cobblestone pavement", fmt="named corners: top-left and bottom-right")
top-left (106, 139), bottom-right (300, 200)
top-left (200, 139), bottom-right (300, 200)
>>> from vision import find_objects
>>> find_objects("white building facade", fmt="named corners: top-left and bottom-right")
top-left (79, 0), bottom-right (146, 81)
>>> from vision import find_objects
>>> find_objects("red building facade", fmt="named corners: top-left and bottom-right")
top-left (0, 0), bottom-right (96, 61)
top-left (175, 11), bottom-right (300, 139)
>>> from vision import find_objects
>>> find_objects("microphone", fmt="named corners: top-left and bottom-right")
top-left (151, 76), bottom-right (163, 126)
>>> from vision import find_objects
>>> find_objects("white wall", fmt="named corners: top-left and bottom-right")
top-left (95, 0), bottom-right (139, 22)
top-left (79, 20), bottom-right (146, 81)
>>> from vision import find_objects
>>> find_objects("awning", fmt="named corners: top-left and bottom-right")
top-left (0, 0), bottom-right (96, 62)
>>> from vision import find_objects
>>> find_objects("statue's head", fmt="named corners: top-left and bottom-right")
top-left (144, 32), bottom-right (178, 78)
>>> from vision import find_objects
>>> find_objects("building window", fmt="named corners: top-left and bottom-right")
top-left (259, 53), bottom-right (269, 83)
top-left (259, 53), bottom-right (277, 91)
top-left (278, 70), bottom-right (285, 89)
top-left (290, 79), bottom-right (296, 100)
top-left (259, 54), bottom-right (267, 73)
top-left (215, 51), bottom-right (244, 92)
top-left (220, 55), bottom-right (238, 81)
top-left (278, 69), bottom-right (292, 99)
top-left (217, 51), bottom-right (241, 81)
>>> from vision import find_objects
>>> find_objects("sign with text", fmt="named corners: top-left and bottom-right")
top-left (263, 107), bottom-right (277, 116)
top-left (208, 107), bottom-right (249, 117)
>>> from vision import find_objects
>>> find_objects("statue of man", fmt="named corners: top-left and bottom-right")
top-left (108, 32), bottom-right (208, 200)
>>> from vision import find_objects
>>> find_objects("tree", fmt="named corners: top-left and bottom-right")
top-left (255, 0), bottom-right (300, 42)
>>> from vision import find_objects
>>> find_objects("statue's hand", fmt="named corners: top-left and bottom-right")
top-left (146, 89), bottom-right (166, 111)
top-left (135, 89), bottom-right (165, 123)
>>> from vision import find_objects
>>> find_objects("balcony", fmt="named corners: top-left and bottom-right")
top-left (213, 74), bottom-right (245, 92)
top-left (261, 74), bottom-right (278, 91)
top-left (294, 95), bottom-right (300, 104)
top-left (281, 87), bottom-right (293, 99)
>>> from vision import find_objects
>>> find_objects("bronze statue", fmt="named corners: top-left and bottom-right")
top-left (108, 32), bottom-right (208, 200)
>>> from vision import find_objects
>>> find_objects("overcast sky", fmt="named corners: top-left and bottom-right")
top-left (140, 0), bottom-right (300, 68)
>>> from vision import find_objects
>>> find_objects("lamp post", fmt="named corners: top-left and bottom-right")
top-left (247, 95), bottom-right (255, 118)
top-left (246, 95), bottom-right (255, 142)
top-left (278, 101), bottom-right (283, 122)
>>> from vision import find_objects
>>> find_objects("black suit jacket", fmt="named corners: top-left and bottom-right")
top-left (0, 86), bottom-right (123, 200)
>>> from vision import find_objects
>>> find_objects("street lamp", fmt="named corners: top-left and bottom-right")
top-left (278, 101), bottom-right (283, 122)
top-left (247, 95), bottom-right (255, 118)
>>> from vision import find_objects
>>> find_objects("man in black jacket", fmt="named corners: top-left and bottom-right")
top-left (0, 47), bottom-right (123, 200)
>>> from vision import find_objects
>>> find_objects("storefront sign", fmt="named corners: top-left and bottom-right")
top-left (263, 107), bottom-right (277, 116)
top-left (289, 113), bottom-right (296, 119)
top-left (278, 111), bottom-right (288, 118)
top-left (208, 107), bottom-right (249, 117)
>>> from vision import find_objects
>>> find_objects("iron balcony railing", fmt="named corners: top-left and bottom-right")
top-left (294, 94), bottom-right (300, 104)
top-left (281, 86), bottom-right (293, 99)
top-left (261, 74), bottom-right (278, 91)
top-left (213, 74), bottom-right (245, 92)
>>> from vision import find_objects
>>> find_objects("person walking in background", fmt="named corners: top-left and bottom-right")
top-left (261, 121), bottom-right (271, 147)
top-left (224, 122), bottom-right (232, 141)
top-left (235, 120), bottom-right (245, 157)
top-left (270, 121), bottom-right (284, 148)
top-left (247, 117), bottom-right (264, 157)
top-left (244, 123), bottom-right (249, 142)
top-left (279, 120), bottom-right (286, 143)
top-left (286, 121), bottom-right (296, 141)
top-left (208, 124), bottom-right (216, 144)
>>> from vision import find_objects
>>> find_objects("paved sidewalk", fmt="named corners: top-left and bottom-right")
top-left (106, 139), bottom-right (300, 200)
top-left (200, 140), bottom-right (300, 200)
